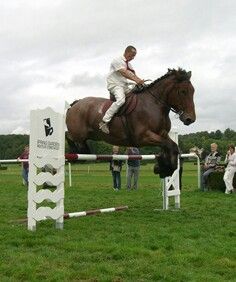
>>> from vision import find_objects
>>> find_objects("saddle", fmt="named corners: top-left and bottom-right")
top-left (102, 92), bottom-right (138, 116)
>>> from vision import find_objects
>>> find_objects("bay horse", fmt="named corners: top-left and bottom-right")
top-left (66, 68), bottom-right (196, 177)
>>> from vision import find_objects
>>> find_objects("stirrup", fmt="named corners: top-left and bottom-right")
top-left (99, 122), bottom-right (110, 134)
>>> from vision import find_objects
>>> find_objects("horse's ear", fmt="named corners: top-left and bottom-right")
top-left (187, 71), bottom-right (192, 79)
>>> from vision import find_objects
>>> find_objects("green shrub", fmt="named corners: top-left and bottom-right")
top-left (207, 171), bottom-right (236, 192)
top-left (207, 172), bottom-right (225, 192)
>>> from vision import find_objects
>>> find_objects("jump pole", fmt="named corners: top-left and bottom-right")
top-left (65, 154), bottom-right (158, 161)
top-left (0, 159), bottom-right (29, 163)
top-left (17, 206), bottom-right (128, 223)
top-left (64, 206), bottom-right (128, 219)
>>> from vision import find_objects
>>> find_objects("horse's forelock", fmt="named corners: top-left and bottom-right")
top-left (173, 68), bottom-right (191, 82)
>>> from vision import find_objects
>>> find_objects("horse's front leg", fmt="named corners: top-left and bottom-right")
top-left (161, 139), bottom-right (179, 176)
top-left (144, 131), bottom-right (179, 178)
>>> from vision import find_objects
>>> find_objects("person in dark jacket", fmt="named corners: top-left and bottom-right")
top-left (110, 146), bottom-right (123, 191)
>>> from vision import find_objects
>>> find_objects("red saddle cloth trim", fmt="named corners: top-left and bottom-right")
top-left (102, 92), bottom-right (137, 117)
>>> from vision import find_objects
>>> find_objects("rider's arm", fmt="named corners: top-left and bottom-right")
top-left (118, 68), bottom-right (144, 84)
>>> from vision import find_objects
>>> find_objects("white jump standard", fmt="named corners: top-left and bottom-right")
top-left (28, 107), bottom-right (65, 231)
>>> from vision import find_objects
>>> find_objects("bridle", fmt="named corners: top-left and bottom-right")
top-left (145, 82), bottom-right (184, 117)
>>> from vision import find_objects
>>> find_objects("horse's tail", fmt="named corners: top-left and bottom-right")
top-left (65, 131), bottom-right (79, 153)
top-left (70, 100), bottom-right (79, 107)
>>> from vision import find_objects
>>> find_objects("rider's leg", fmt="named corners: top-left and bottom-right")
top-left (102, 86), bottom-right (126, 123)
top-left (99, 86), bottom-right (127, 134)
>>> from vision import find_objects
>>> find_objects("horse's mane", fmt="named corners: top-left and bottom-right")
top-left (132, 68), bottom-right (190, 94)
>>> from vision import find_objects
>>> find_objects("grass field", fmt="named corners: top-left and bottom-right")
top-left (0, 162), bottom-right (235, 281)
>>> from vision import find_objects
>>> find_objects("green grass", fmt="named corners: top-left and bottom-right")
top-left (0, 162), bottom-right (235, 281)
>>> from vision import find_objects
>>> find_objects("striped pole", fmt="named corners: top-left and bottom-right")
top-left (1, 155), bottom-right (157, 164)
top-left (65, 153), bottom-right (158, 161)
top-left (0, 159), bottom-right (28, 163)
top-left (1, 154), bottom-right (159, 163)
top-left (16, 206), bottom-right (128, 223)
top-left (64, 206), bottom-right (128, 219)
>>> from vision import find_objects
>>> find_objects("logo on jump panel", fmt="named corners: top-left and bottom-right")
top-left (43, 118), bottom-right (54, 137)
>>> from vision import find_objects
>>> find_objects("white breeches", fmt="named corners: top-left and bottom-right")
top-left (223, 166), bottom-right (236, 192)
top-left (102, 85), bottom-right (130, 123)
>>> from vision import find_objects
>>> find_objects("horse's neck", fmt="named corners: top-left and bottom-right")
top-left (142, 79), bottom-right (173, 109)
top-left (137, 83), bottom-right (171, 118)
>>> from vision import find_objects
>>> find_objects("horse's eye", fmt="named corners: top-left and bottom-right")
top-left (180, 90), bottom-right (187, 95)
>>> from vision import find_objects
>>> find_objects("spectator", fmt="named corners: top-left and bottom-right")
top-left (201, 143), bottom-right (221, 191)
top-left (224, 144), bottom-right (236, 194)
top-left (126, 147), bottom-right (140, 190)
top-left (110, 146), bottom-right (123, 191)
top-left (18, 145), bottom-right (29, 187)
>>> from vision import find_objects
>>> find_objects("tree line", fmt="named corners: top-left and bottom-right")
top-left (0, 128), bottom-right (235, 160)
top-left (179, 128), bottom-right (236, 157)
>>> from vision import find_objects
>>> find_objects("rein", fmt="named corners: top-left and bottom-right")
top-left (145, 83), bottom-right (184, 117)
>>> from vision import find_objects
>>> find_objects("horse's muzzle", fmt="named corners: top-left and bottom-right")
top-left (180, 113), bottom-right (196, 125)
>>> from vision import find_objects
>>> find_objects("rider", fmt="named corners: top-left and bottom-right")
top-left (99, 45), bottom-right (144, 134)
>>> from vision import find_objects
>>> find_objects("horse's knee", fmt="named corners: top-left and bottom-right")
top-left (153, 163), bottom-right (160, 174)
top-left (170, 153), bottom-right (178, 170)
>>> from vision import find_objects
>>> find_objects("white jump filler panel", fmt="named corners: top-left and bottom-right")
top-left (28, 107), bottom-right (65, 231)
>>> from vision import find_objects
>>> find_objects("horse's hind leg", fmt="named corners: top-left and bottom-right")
top-left (65, 131), bottom-right (91, 154)
top-left (78, 141), bottom-right (91, 154)
top-left (65, 131), bottom-right (79, 153)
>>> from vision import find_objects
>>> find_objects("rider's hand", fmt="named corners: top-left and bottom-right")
top-left (136, 78), bottom-right (145, 85)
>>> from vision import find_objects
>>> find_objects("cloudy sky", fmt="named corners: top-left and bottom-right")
top-left (0, 0), bottom-right (235, 135)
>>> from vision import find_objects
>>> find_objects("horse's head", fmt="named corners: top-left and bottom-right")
top-left (169, 69), bottom-right (196, 125)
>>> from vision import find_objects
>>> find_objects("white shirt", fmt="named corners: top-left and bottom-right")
top-left (225, 152), bottom-right (236, 168)
top-left (106, 55), bottom-right (134, 89)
